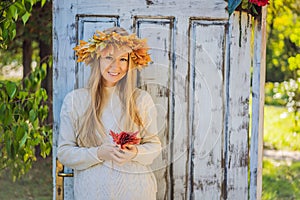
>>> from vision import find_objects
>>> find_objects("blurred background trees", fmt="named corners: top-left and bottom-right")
top-left (266, 0), bottom-right (299, 82)
top-left (265, 0), bottom-right (299, 128)
top-left (263, 1), bottom-right (300, 198)
top-left (0, 0), bottom-right (52, 180)
top-left (0, 0), bottom-right (52, 95)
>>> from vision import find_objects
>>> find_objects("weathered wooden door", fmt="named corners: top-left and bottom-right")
top-left (53, 1), bottom-right (266, 199)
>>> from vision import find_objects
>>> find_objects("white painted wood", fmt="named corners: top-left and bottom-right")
top-left (53, 0), bottom-right (266, 199)
top-left (250, 7), bottom-right (267, 200)
top-left (136, 18), bottom-right (174, 198)
top-left (172, 17), bottom-right (190, 200)
top-left (190, 19), bottom-right (227, 199)
top-left (75, 0), bottom-right (228, 19)
top-left (226, 12), bottom-right (252, 200)
top-left (52, 0), bottom-right (77, 199)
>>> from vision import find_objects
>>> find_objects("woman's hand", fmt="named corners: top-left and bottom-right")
top-left (120, 144), bottom-right (138, 164)
top-left (97, 143), bottom-right (125, 164)
top-left (97, 143), bottom-right (138, 165)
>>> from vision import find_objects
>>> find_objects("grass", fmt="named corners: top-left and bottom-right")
top-left (262, 105), bottom-right (300, 200)
top-left (264, 105), bottom-right (300, 151)
top-left (262, 158), bottom-right (300, 200)
top-left (0, 156), bottom-right (52, 200)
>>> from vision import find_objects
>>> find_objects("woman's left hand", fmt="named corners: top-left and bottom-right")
top-left (117, 145), bottom-right (138, 165)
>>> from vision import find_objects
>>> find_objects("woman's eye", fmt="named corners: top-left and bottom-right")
top-left (120, 58), bottom-right (128, 62)
top-left (105, 56), bottom-right (113, 60)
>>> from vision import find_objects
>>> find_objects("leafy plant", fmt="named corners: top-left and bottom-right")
top-left (0, 63), bottom-right (52, 181)
top-left (266, 0), bottom-right (300, 82)
top-left (0, 0), bottom-right (47, 49)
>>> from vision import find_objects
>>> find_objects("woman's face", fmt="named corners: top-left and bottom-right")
top-left (100, 45), bottom-right (130, 87)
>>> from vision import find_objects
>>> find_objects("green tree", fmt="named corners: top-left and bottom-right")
top-left (265, 0), bottom-right (300, 130)
top-left (0, 64), bottom-right (52, 180)
top-left (0, 0), bottom-right (52, 124)
top-left (266, 0), bottom-right (300, 82)
top-left (0, 0), bottom-right (52, 180)
top-left (0, 0), bottom-right (48, 49)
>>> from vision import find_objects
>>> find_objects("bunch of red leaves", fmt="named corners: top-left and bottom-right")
top-left (109, 130), bottom-right (141, 149)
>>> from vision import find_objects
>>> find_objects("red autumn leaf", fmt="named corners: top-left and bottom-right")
top-left (109, 130), bottom-right (141, 149)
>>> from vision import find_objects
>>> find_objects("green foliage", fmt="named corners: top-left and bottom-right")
top-left (265, 82), bottom-right (287, 106)
top-left (264, 105), bottom-right (300, 151)
top-left (263, 159), bottom-right (300, 199)
top-left (0, 63), bottom-right (52, 181)
top-left (288, 54), bottom-right (300, 78)
top-left (0, 0), bottom-right (52, 75)
top-left (0, 0), bottom-right (47, 49)
top-left (266, 0), bottom-right (300, 82)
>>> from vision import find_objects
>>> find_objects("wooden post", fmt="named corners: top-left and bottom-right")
top-left (250, 6), bottom-right (267, 200)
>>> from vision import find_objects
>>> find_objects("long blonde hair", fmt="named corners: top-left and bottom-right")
top-left (77, 27), bottom-right (143, 147)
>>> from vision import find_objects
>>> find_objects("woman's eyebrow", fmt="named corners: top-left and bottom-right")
top-left (118, 53), bottom-right (129, 58)
top-left (102, 53), bottom-right (113, 57)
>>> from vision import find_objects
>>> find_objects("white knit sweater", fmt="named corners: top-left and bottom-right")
top-left (58, 87), bottom-right (162, 200)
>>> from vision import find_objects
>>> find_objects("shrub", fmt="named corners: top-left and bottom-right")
top-left (0, 63), bottom-right (52, 180)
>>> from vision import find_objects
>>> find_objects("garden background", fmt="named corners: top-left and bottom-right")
top-left (0, 0), bottom-right (299, 199)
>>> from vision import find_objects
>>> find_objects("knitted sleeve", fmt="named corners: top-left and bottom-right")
top-left (57, 90), bottom-right (103, 170)
top-left (132, 90), bottom-right (162, 165)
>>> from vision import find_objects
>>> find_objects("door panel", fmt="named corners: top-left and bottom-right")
top-left (135, 16), bottom-right (175, 198)
top-left (190, 19), bottom-right (227, 199)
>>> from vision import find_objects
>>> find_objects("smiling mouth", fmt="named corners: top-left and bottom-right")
top-left (108, 72), bottom-right (120, 76)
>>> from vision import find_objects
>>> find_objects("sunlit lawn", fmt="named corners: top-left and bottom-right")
top-left (264, 105), bottom-right (300, 151)
top-left (262, 159), bottom-right (300, 200)
top-left (262, 105), bottom-right (300, 200)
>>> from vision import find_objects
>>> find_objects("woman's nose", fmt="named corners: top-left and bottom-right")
top-left (110, 59), bottom-right (119, 69)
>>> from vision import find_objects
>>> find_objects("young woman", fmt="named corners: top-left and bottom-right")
top-left (58, 27), bottom-right (162, 200)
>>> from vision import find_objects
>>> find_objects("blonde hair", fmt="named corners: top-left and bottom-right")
top-left (77, 27), bottom-right (143, 147)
